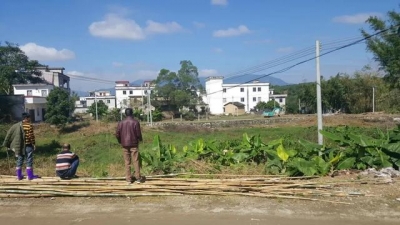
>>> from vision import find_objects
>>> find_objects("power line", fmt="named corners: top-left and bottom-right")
top-left (207, 26), bottom-right (397, 96)
top-left (221, 36), bottom-right (371, 81)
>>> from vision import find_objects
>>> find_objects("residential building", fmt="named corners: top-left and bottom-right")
top-left (12, 66), bottom-right (70, 122)
top-left (74, 91), bottom-right (116, 114)
top-left (223, 102), bottom-right (246, 116)
top-left (205, 76), bottom-right (279, 115)
top-left (269, 89), bottom-right (288, 108)
top-left (115, 80), bottom-right (154, 110)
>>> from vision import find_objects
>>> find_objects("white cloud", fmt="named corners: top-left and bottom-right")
top-left (213, 25), bottom-right (251, 37)
top-left (193, 21), bottom-right (206, 29)
top-left (145, 20), bottom-right (183, 34)
top-left (89, 14), bottom-right (184, 40)
top-left (112, 62), bottom-right (124, 67)
top-left (211, 0), bottom-right (228, 6)
top-left (244, 39), bottom-right (271, 45)
top-left (67, 71), bottom-right (84, 76)
top-left (212, 48), bottom-right (223, 53)
top-left (276, 47), bottom-right (294, 53)
top-left (332, 12), bottom-right (382, 24)
top-left (20, 43), bottom-right (75, 61)
top-left (200, 69), bottom-right (219, 77)
top-left (89, 14), bottom-right (146, 40)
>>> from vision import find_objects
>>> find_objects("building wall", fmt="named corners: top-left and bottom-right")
top-left (224, 104), bottom-right (246, 115)
top-left (115, 86), bottom-right (151, 108)
top-left (205, 77), bottom-right (270, 115)
top-left (222, 83), bottom-right (270, 112)
top-left (14, 85), bottom-right (54, 97)
top-left (205, 77), bottom-right (224, 115)
top-left (85, 97), bottom-right (116, 110)
top-left (25, 103), bottom-right (46, 122)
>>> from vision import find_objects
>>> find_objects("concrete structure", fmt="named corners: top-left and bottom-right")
top-left (12, 67), bottom-right (70, 122)
top-left (115, 80), bottom-right (154, 110)
top-left (74, 91), bottom-right (116, 114)
top-left (269, 89), bottom-right (288, 108)
top-left (223, 102), bottom-right (246, 116)
top-left (205, 76), bottom-right (283, 115)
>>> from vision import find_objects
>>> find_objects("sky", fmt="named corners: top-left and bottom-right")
top-left (0, 0), bottom-right (398, 92)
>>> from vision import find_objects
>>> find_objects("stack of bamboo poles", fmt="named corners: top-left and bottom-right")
top-left (0, 174), bottom-right (383, 203)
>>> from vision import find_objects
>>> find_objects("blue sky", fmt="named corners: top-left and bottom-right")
top-left (0, 0), bottom-right (398, 91)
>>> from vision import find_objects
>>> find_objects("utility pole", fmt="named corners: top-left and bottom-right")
top-left (316, 40), bottom-right (323, 146)
top-left (148, 88), bottom-right (153, 126)
top-left (372, 86), bottom-right (375, 113)
top-left (95, 91), bottom-right (98, 122)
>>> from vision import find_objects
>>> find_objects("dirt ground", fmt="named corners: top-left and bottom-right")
top-left (1, 175), bottom-right (399, 225)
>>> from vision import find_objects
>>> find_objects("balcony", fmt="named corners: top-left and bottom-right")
top-left (25, 96), bottom-right (47, 104)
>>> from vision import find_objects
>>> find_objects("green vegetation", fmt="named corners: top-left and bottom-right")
top-left (45, 87), bottom-right (75, 126)
top-left (1, 122), bottom-right (399, 178)
top-left (87, 100), bottom-right (108, 120)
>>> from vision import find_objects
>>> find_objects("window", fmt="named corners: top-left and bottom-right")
top-left (279, 98), bottom-right (283, 103)
top-left (258, 97), bottom-right (261, 102)
top-left (123, 91), bottom-right (126, 95)
top-left (253, 97), bottom-right (256, 102)
top-left (258, 87), bottom-right (261, 92)
top-left (253, 87), bottom-right (256, 92)
top-left (240, 88), bottom-right (244, 92)
top-left (27, 90), bottom-right (32, 96)
top-left (41, 90), bottom-right (48, 97)
top-left (223, 98), bottom-right (226, 103)
top-left (107, 100), bottom-right (111, 104)
top-left (240, 97), bottom-right (245, 102)
top-left (129, 90), bottom-right (133, 94)
top-left (223, 88), bottom-right (226, 93)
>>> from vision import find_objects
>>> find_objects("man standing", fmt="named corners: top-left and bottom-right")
top-left (56, 143), bottom-right (79, 179)
top-left (115, 108), bottom-right (143, 184)
top-left (2, 112), bottom-right (40, 180)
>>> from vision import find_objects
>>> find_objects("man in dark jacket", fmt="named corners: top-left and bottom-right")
top-left (115, 108), bottom-right (143, 184)
top-left (2, 112), bottom-right (40, 180)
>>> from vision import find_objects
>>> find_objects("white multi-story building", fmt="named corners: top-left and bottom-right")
top-left (269, 89), bottom-right (287, 107)
top-left (205, 76), bottom-right (287, 115)
top-left (115, 80), bottom-right (154, 109)
top-left (74, 91), bottom-right (116, 114)
top-left (12, 66), bottom-right (70, 122)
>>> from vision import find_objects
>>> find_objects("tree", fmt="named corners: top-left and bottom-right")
top-left (265, 100), bottom-right (280, 109)
top-left (153, 60), bottom-right (203, 111)
top-left (361, 9), bottom-right (400, 89)
top-left (254, 101), bottom-right (268, 111)
top-left (45, 87), bottom-right (75, 126)
top-left (0, 42), bottom-right (44, 95)
top-left (87, 100), bottom-right (108, 120)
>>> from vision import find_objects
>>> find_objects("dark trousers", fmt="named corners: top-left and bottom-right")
top-left (59, 159), bottom-right (80, 178)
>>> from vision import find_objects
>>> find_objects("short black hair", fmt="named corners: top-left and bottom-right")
top-left (125, 108), bottom-right (133, 116)
top-left (22, 112), bottom-right (30, 119)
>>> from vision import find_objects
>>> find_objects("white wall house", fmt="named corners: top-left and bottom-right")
top-left (269, 89), bottom-right (287, 108)
top-left (205, 76), bottom-right (277, 115)
top-left (12, 67), bottom-right (70, 122)
top-left (115, 80), bottom-right (154, 110)
top-left (74, 91), bottom-right (116, 114)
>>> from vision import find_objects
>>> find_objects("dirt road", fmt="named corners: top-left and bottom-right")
top-left (1, 195), bottom-right (399, 225)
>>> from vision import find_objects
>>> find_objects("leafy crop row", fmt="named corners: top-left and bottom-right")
top-left (141, 125), bottom-right (400, 176)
